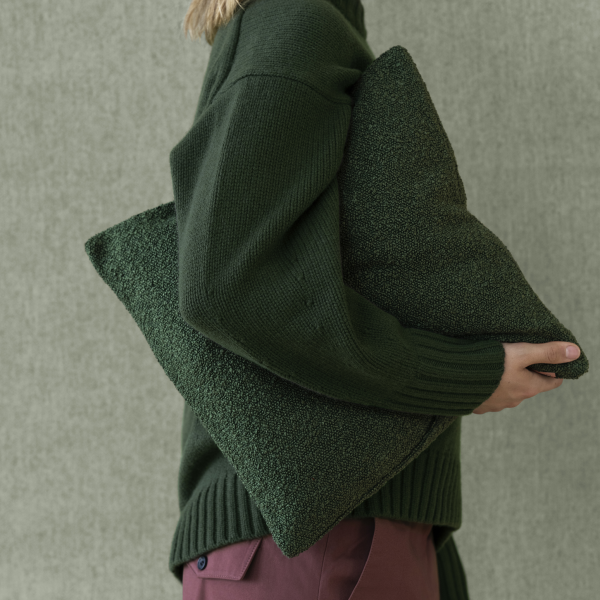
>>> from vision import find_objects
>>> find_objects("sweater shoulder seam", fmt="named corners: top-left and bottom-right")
top-left (214, 72), bottom-right (354, 107)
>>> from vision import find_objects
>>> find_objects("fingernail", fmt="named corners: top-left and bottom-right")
top-left (566, 346), bottom-right (579, 359)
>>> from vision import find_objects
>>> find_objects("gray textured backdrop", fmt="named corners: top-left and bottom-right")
top-left (1, 0), bottom-right (598, 598)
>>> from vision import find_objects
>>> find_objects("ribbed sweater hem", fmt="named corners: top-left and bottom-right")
top-left (168, 448), bottom-right (470, 599)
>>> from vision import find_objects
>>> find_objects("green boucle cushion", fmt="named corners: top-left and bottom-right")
top-left (84, 45), bottom-right (587, 558)
top-left (338, 46), bottom-right (587, 380)
top-left (84, 199), bottom-right (456, 557)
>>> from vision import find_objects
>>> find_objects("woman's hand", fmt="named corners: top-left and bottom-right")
top-left (472, 341), bottom-right (580, 415)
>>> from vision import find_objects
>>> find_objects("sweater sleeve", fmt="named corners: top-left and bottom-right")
top-left (170, 73), bottom-right (505, 417)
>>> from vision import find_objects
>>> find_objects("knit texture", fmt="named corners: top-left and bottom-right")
top-left (83, 0), bottom-right (588, 596)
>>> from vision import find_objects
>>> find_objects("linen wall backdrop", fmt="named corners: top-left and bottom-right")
top-left (2, 0), bottom-right (599, 599)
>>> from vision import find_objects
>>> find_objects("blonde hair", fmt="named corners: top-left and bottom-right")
top-left (182, 0), bottom-right (256, 46)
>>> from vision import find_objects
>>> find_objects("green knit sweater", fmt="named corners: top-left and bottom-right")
top-left (168, 0), bottom-right (504, 595)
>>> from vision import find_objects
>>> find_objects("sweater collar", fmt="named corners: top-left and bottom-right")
top-left (325, 0), bottom-right (367, 39)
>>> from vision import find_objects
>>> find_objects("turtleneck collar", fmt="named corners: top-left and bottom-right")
top-left (325, 0), bottom-right (367, 39)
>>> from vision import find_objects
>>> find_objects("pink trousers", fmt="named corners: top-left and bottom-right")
top-left (182, 517), bottom-right (440, 600)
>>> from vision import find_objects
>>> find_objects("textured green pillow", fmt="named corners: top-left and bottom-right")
top-left (337, 45), bottom-right (587, 382)
top-left (84, 45), bottom-right (587, 559)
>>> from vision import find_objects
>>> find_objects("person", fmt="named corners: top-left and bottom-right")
top-left (167, 0), bottom-right (582, 598)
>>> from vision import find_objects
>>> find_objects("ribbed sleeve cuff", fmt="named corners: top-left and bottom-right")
top-left (402, 328), bottom-right (506, 414)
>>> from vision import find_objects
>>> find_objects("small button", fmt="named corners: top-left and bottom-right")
top-left (197, 556), bottom-right (207, 570)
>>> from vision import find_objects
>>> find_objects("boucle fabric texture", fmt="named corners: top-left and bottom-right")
top-left (85, 197), bottom-right (457, 555)
top-left (337, 44), bottom-right (588, 383)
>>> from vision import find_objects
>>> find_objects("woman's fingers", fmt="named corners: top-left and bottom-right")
top-left (532, 370), bottom-right (556, 378)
